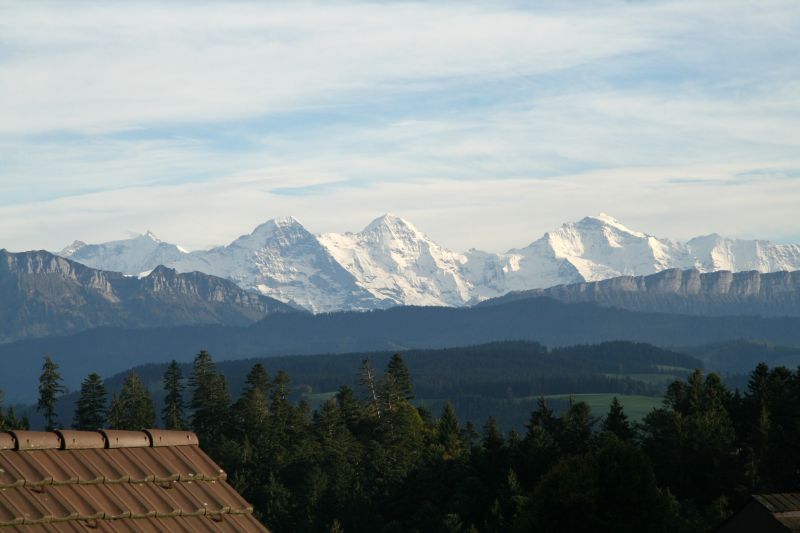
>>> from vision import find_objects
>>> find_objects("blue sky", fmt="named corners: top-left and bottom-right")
top-left (1, 0), bottom-right (799, 252)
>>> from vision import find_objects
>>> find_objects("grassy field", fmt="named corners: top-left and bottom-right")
top-left (541, 393), bottom-right (664, 422)
top-left (606, 372), bottom-right (681, 385)
top-left (304, 390), bottom-right (664, 427)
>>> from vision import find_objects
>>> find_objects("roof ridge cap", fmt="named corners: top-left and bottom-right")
top-left (2, 429), bottom-right (201, 451)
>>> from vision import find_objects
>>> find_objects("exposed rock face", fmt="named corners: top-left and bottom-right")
top-left (482, 269), bottom-right (800, 317)
top-left (0, 249), bottom-right (296, 343)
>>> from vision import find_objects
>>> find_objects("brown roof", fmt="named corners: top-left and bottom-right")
top-left (0, 429), bottom-right (268, 532)
top-left (754, 494), bottom-right (800, 532)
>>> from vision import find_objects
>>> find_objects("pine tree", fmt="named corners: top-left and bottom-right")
top-left (37, 356), bottom-right (65, 431)
top-left (233, 364), bottom-right (272, 440)
top-left (244, 363), bottom-right (271, 395)
top-left (107, 371), bottom-right (155, 429)
top-left (386, 353), bottom-right (413, 400)
top-left (190, 351), bottom-right (231, 445)
top-left (438, 401), bottom-right (464, 458)
top-left (482, 416), bottom-right (504, 454)
top-left (602, 396), bottom-right (633, 441)
top-left (0, 390), bottom-right (28, 431)
top-left (162, 360), bottom-right (186, 430)
top-left (558, 397), bottom-right (594, 455)
top-left (73, 373), bottom-right (108, 430)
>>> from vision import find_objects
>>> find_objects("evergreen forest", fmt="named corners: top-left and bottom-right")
top-left (2, 348), bottom-right (799, 532)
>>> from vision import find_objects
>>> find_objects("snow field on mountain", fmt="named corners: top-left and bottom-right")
top-left (59, 213), bottom-right (800, 312)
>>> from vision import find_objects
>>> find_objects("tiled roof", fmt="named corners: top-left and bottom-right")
top-left (753, 493), bottom-right (800, 532)
top-left (754, 493), bottom-right (800, 513)
top-left (0, 429), bottom-right (268, 532)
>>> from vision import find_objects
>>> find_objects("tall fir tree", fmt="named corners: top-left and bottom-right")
top-left (37, 356), bottom-right (65, 431)
top-left (162, 360), bottom-right (186, 430)
top-left (73, 373), bottom-right (108, 430)
top-left (233, 364), bottom-right (272, 442)
top-left (107, 371), bottom-right (155, 429)
top-left (386, 353), bottom-right (414, 400)
top-left (190, 350), bottom-right (231, 446)
top-left (438, 401), bottom-right (464, 459)
top-left (602, 396), bottom-right (634, 441)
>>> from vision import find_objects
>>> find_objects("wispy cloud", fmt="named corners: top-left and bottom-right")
top-left (0, 0), bottom-right (798, 252)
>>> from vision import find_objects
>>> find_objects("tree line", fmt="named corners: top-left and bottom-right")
top-left (1, 352), bottom-right (799, 532)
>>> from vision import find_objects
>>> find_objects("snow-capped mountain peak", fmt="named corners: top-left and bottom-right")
top-left (59, 231), bottom-right (188, 275)
top-left (580, 213), bottom-right (645, 237)
top-left (55, 214), bottom-right (800, 312)
top-left (235, 216), bottom-right (310, 251)
top-left (142, 230), bottom-right (161, 242)
top-left (59, 240), bottom-right (87, 257)
top-left (363, 213), bottom-right (419, 234)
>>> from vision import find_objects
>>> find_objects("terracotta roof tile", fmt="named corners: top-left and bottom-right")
top-left (146, 429), bottom-right (199, 447)
top-left (100, 430), bottom-right (151, 449)
top-left (0, 433), bottom-right (15, 450)
top-left (9, 431), bottom-right (62, 451)
top-left (56, 430), bottom-right (105, 450)
top-left (0, 430), bottom-right (268, 532)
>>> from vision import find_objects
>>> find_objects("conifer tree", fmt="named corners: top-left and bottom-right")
top-left (0, 390), bottom-right (29, 431)
top-left (1, 405), bottom-right (28, 431)
top-left (386, 353), bottom-right (413, 400)
top-left (162, 360), bottom-right (186, 430)
top-left (107, 371), bottom-right (155, 429)
top-left (438, 401), bottom-right (464, 458)
top-left (190, 351), bottom-right (231, 445)
top-left (233, 364), bottom-right (271, 440)
top-left (602, 396), bottom-right (633, 441)
top-left (482, 416), bottom-right (504, 454)
top-left (558, 397), bottom-right (594, 455)
top-left (37, 356), bottom-right (65, 431)
top-left (244, 363), bottom-right (271, 395)
top-left (73, 373), bottom-right (107, 430)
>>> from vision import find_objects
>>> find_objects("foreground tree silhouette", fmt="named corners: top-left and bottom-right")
top-left (37, 356), bottom-right (65, 431)
top-left (73, 373), bottom-right (108, 430)
top-left (108, 371), bottom-right (155, 429)
top-left (162, 360), bottom-right (186, 430)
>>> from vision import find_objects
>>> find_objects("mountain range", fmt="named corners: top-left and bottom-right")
top-left (58, 214), bottom-right (800, 312)
top-left (0, 249), bottom-right (296, 343)
top-left (484, 268), bottom-right (800, 317)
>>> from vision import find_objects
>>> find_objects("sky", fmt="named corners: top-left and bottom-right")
top-left (1, 0), bottom-right (799, 253)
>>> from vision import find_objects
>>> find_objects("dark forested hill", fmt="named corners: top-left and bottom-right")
top-left (0, 249), bottom-right (296, 343)
top-left (34, 340), bottom-right (698, 432)
top-left (2, 297), bottom-right (800, 402)
top-left (480, 268), bottom-right (800, 317)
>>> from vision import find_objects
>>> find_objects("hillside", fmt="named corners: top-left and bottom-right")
top-left (33, 340), bottom-right (699, 432)
top-left (481, 268), bottom-right (800, 317)
top-left (2, 297), bottom-right (800, 402)
top-left (0, 249), bottom-right (296, 343)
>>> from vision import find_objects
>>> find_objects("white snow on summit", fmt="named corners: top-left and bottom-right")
top-left (319, 214), bottom-right (472, 307)
top-left (167, 216), bottom-right (377, 312)
top-left (61, 231), bottom-right (188, 275)
top-left (55, 214), bottom-right (800, 312)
